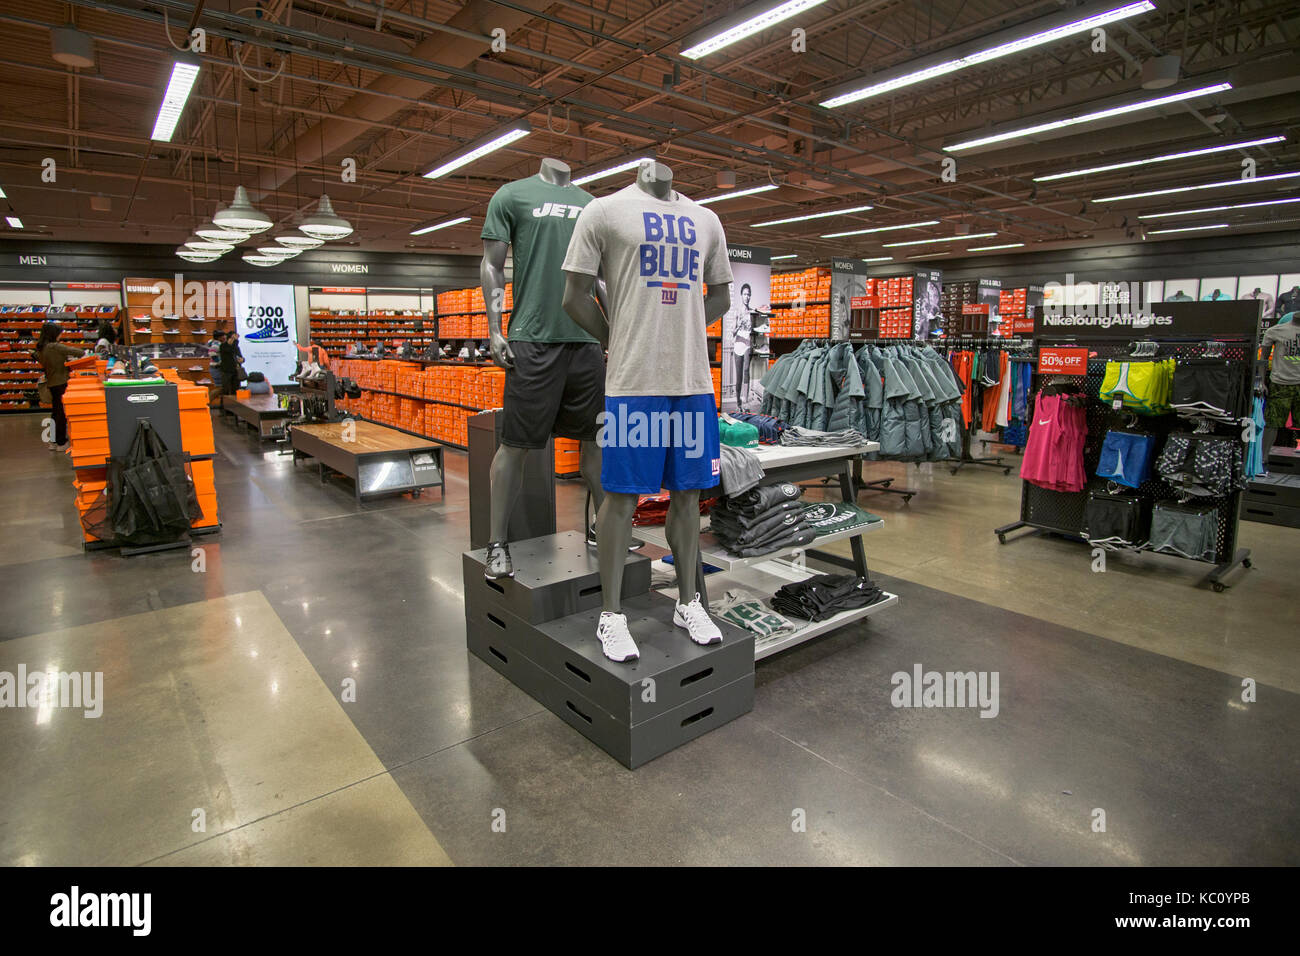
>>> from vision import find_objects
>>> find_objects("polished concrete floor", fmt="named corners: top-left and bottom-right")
top-left (1, 412), bottom-right (1297, 865)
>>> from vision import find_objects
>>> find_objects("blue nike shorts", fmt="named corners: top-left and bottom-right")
top-left (599, 394), bottom-right (721, 494)
top-left (1097, 430), bottom-right (1156, 488)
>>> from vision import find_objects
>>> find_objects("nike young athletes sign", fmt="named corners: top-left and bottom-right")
top-left (232, 282), bottom-right (298, 385)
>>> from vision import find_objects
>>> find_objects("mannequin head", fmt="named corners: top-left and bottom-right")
top-left (635, 161), bottom-right (674, 200)
top-left (538, 158), bottom-right (571, 186)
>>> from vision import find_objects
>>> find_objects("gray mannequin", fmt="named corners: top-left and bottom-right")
top-left (482, 158), bottom-right (615, 576)
top-left (561, 162), bottom-right (732, 657)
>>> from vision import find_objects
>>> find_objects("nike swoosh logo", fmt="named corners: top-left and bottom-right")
top-left (1038, 419), bottom-right (1051, 425)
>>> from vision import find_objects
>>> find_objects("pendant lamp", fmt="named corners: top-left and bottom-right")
top-left (298, 194), bottom-right (353, 239)
top-left (242, 254), bottom-right (281, 267)
top-left (176, 247), bottom-right (221, 262)
top-left (275, 233), bottom-right (324, 249)
top-left (195, 224), bottom-right (251, 243)
top-left (214, 186), bottom-right (272, 233)
top-left (184, 235), bottom-right (235, 252)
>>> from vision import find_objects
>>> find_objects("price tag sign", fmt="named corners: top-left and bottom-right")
top-left (1037, 347), bottom-right (1090, 375)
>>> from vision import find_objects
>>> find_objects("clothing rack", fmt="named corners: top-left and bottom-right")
top-left (941, 339), bottom-right (1034, 476)
top-left (994, 301), bottom-right (1260, 591)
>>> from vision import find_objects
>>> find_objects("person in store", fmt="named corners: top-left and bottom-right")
top-left (207, 329), bottom-right (226, 387)
top-left (96, 316), bottom-right (119, 346)
top-left (218, 331), bottom-right (244, 396)
top-left (34, 321), bottom-right (85, 451)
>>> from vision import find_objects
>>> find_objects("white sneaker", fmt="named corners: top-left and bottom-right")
top-left (597, 612), bottom-right (639, 662)
top-left (674, 593), bottom-right (723, 645)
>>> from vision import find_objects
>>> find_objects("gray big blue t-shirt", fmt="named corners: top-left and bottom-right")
top-left (562, 183), bottom-right (732, 396)
top-left (1263, 320), bottom-right (1300, 385)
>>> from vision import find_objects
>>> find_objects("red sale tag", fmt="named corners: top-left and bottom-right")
top-left (850, 295), bottom-right (877, 309)
top-left (1037, 347), bottom-right (1089, 375)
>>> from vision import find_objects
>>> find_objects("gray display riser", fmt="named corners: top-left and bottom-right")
top-left (466, 588), bottom-right (754, 724)
top-left (1267, 448), bottom-right (1299, 474)
top-left (467, 622), bottom-right (754, 770)
top-left (462, 530), bottom-right (651, 624)
top-left (1243, 473), bottom-right (1300, 509)
top-left (1239, 499), bottom-right (1300, 528)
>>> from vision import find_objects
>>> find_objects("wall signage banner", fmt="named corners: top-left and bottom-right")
top-left (231, 282), bottom-right (299, 385)
top-left (721, 244), bottom-right (771, 413)
top-left (1033, 301), bottom-right (1262, 339)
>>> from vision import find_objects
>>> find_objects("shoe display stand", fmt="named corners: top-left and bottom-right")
top-left (220, 393), bottom-right (291, 442)
top-left (463, 531), bottom-right (755, 769)
top-left (633, 441), bottom-right (900, 661)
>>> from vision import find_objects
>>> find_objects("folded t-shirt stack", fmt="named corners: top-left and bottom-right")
top-left (779, 425), bottom-right (869, 447)
top-left (770, 573), bottom-right (885, 621)
top-left (728, 412), bottom-right (787, 444)
top-left (709, 482), bottom-right (816, 557)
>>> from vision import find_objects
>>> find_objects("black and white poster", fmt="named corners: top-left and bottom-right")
top-left (831, 258), bottom-right (868, 341)
top-left (912, 268), bottom-right (943, 339)
top-left (721, 245), bottom-right (771, 413)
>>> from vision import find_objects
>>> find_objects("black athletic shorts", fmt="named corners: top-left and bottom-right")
top-left (1084, 491), bottom-right (1149, 547)
top-left (1171, 360), bottom-right (1237, 418)
top-left (501, 341), bottom-right (605, 448)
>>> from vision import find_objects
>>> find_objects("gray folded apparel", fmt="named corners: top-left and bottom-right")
top-left (718, 443), bottom-right (765, 497)
top-left (732, 526), bottom-right (817, 557)
top-left (779, 425), bottom-right (869, 447)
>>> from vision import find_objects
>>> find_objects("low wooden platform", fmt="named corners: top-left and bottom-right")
top-left (291, 420), bottom-right (445, 502)
top-left (222, 393), bottom-right (289, 440)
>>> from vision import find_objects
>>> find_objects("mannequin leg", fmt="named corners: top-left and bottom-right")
top-left (665, 489), bottom-right (701, 600)
top-left (596, 491), bottom-right (637, 612)
top-left (1262, 426), bottom-right (1278, 459)
top-left (578, 439), bottom-right (604, 516)
top-left (489, 444), bottom-right (530, 542)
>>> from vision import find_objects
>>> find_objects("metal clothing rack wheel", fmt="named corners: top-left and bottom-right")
top-left (950, 425), bottom-right (1011, 476)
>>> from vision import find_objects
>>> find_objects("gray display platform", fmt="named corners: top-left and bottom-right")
top-left (463, 533), bottom-right (755, 769)
top-left (1240, 471), bottom-right (1300, 528)
top-left (463, 530), bottom-right (651, 623)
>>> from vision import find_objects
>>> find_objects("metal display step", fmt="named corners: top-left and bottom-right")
top-left (1240, 473), bottom-right (1300, 527)
top-left (467, 619), bottom-right (753, 769)
top-left (462, 530), bottom-right (652, 624)
top-left (467, 589), bottom-right (754, 723)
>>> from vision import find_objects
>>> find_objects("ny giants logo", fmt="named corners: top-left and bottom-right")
top-left (662, 289), bottom-right (677, 305)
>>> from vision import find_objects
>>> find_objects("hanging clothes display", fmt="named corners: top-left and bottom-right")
top-left (1021, 383), bottom-right (1088, 492)
top-left (761, 341), bottom-right (963, 462)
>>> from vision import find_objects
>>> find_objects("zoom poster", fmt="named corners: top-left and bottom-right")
top-left (231, 282), bottom-right (299, 385)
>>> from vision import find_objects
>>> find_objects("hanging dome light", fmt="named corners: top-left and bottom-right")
top-left (298, 194), bottom-right (353, 240)
top-left (242, 254), bottom-right (281, 267)
top-left (213, 186), bottom-right (272, 233)
top-left (256, 245), bottom-right (299, 258)
top-left (195, 224), bottom-right (251, 243)
top-left (184, 235), bottom-right (235, 252)
top-left (176, 246), bottom-right (221, 263)
top-left (275, 232), bottom-right (324, 249)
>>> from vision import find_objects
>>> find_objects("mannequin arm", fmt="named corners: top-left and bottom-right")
top-left (481, 239), bottom-right (513, 368)
top-left (562, 271), bottom-right (609, 347)
top-left (704, 282), bottom-right (732, 324)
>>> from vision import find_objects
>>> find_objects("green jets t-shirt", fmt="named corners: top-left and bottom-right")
top-left (481, 176), bottom-right (597, 343)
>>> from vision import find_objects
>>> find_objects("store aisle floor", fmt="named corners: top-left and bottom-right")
top-left (1, 413), bottom-right (1297, 865)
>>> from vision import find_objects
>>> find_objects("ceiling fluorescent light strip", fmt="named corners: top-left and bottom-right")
top-left (1147, 223), bottom-right (1230, 235)
top-left (572, 156), bottom-right (653, 186)
top-left (861, 257), bottom-right (893, 263)
top-left (423, 123), bottom-right (530, 179)
top-left (0, 185), bottom-right (7, 199)
top-left (883, 232), bottom-right (997, 248)
top-left (822, 1), bottom-right (1154, 108)
top-left (696, 183), bottom-right (779, 205)
top-left (410, 216), bottom-right (471, 236)
top-left (682, 0), bottom-right (830, 60)
top-left (752, 204), bottom-right (875, 227)
top-left (1094, 169), bottom-right (1300, 202)
top-left (909, 253), bottom-right (951, 258)
top-left (151, 57), bottom-right (201, 142)
top-left (1034, 135), bottom-right (1287, 181)
top-left (1138, 196), bottom-right (1300, 220)
top-left (967, 242), bottom-right (1025, 251)
top-left (945, 82), bottom-right (1232, 152)
top-left (822, 219), bottom-right (940, 238)
top-left (6, 216), bottom-right (23, 229)
top-left (771, 254), bottom-right (798, 260)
